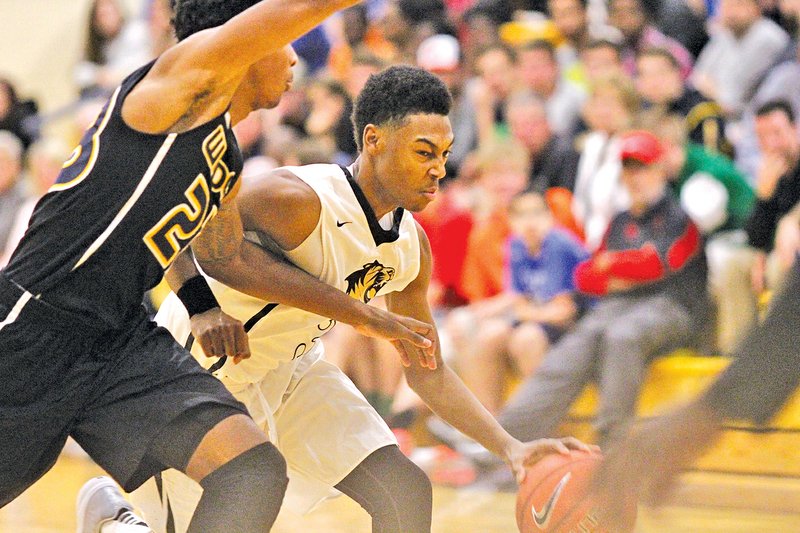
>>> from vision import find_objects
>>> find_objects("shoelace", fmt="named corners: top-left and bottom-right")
top-left (116, 510), bottom-right (148, 526)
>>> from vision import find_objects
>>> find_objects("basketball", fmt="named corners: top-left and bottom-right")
top-left (515, 450), bottom-right (635, 533)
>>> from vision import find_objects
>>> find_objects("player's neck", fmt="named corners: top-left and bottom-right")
top-left (350, 157), bottom-right (395, 219)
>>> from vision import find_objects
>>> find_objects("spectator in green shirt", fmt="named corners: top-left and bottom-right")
top-left (649, 112), bottom-right (757, 353)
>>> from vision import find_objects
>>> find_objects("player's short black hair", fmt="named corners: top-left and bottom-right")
top-left (352, 65), bottom-right (452, 151)
top-left (756, 100), bottom-right (796, 123)
top-left (172, 0), bottom-right (260, 41)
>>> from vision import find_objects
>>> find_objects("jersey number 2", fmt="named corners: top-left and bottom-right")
top-left (144, 175), bottom-right (213, 268)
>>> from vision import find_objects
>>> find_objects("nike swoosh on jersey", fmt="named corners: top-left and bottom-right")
top-left (336, 220), bottom-right (352, 227)
top-left (531, 471), bottom-right (571, 529)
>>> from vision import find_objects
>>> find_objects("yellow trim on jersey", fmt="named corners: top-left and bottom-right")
top-left (50, 86), bottom-right (121, 193)
top-left (62, 145), bottom-right (82, 169)
top-left (143, 174), bottom-right (213, 269)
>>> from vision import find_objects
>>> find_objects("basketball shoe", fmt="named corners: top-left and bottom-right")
top-left (76, 476), bottom-right (152, 533)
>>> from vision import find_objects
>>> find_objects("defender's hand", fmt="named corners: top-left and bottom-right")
top-left (590, 402), bottom-right (721, 530)
top-left (190, 308), bottom-right (251, 364)
top-left (507, 437), bottom-right (599, 484)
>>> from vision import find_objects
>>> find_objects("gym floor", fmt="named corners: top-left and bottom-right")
top-left (1, 452), bottom-right (798, 532)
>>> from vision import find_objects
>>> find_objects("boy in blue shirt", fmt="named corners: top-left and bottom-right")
top-left (455, 191), bottom-right (589, 414)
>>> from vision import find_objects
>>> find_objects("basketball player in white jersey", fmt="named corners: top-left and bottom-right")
top-left (87, 65), bottom-right (593, 533)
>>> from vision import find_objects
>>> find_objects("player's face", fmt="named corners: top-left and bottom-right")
top-left (249, 45), bottom-right (298, 109)
top-left (373, 113), bottom-right (454, 212)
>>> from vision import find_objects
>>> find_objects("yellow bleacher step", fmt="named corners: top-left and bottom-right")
top-left (567, 353), bottom-right (800, 429)
top-left (560, 351), bottom-right (800, 476)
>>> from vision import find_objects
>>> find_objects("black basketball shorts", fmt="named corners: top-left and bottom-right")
top-left (0, 274), bottom-right (248, 507)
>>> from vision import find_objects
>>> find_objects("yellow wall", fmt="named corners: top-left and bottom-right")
top-left (0, 0), bottom-right (143, 112)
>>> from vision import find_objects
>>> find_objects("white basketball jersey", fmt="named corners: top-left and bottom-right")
top-left (180, 163), bottom-right (421, 386)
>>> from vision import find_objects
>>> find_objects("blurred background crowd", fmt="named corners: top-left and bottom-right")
top-left (2, 0), bottom-right (800, 485)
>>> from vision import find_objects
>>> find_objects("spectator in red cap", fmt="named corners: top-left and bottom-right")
top-left (479, 129), bottom-right (710, 449)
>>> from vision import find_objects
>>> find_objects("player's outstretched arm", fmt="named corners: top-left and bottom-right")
top-left (122, 0), bottom-right (360, 133)
top-left (386, 224), bottom-right (596, 478)
top-left (178, 0), bottom-right (360, 74)
top-left (191, 170), bottom-right (434, 351)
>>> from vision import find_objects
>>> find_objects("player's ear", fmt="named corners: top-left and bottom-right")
top-left (363, 124), bottom-right (380, 154)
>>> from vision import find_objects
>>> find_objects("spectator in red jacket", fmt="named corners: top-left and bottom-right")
top-left (495, 130), bottom-right (709, 447)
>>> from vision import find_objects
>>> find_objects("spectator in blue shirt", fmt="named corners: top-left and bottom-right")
top-left (452, 191), bottom-right (589, 415)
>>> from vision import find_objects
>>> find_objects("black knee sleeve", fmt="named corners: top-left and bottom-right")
top-left (335, 445), bottom-right (432, 533)
top-left (187, 442), bottom-right (288, 533)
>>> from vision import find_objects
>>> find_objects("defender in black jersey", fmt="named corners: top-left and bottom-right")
top-left (0, 1), bottom-right (436, 531)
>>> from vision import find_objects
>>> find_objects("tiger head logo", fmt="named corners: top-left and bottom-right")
top-left (345, 260), bottom-right (396, 303)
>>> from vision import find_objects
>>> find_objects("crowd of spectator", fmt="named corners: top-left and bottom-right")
top-left (3, 0), bottom-right (800, 483)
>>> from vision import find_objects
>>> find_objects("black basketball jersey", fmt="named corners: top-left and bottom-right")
top-left (4, 61), bottom-right (242, 329)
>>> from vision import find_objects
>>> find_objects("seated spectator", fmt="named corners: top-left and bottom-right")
top-left (655, 0), bottom-right (709, 58)
top-left (454, 191), bottom-right (589, 414)
top-left (579, 38), bottom-right (625, 87)
top-left (74, 0), bottom-right (153, 99)
top-left (636, 47), bottom-right (732, 157)
top-left (692, 0), bottom-right (790, 118)
top-left (505, 89), bottom-right (580, 193)
top-left (459, 140), bottom-right (529, 302)
top-left (547, 0), bottom-right (592, 83)
top-left (379, 0), bottom-right (454, 65)
top-left (516, 40), bottom-right (586, 139)
top-left (0, 131), bottom-right (28, 254)
top-left (304, 78), bottom-right (357, 164)
top-left (745, 100), bottom-right (800, 294)
top-left (733, 41), bottom-right (800, 180)
top-left (0, 78), bottom-right (38, 151)
top-left (328, 4), bottom-right (395, 85)
top-left (607, 0), bottom-right (693, 80)
top-left (460, 3), bottom-right (504, 72)
top-left (1, 136), bottom-right (71, 266)
top-left (495, 130), bottom-right (708, 448)
top-left (571, 74), bottom-right (639, 250)
top-left (415, 178), bottom-right (474, 310)
top-left (650, 113), bottom-right (757, 352)
top-left (469, 43), bottom-right (518, 147)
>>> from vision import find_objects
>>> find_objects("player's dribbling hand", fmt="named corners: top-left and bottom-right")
top-left (190, 307), bottom-right (251, 364)
top-left (508, 437), bottom-right (600, 484)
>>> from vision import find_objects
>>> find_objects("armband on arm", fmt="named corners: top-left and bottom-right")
top-left (176, 275), bottom-right (220, 317)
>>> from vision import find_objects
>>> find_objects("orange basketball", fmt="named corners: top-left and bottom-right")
top-left (515, 450), bottom-right (635, 533)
